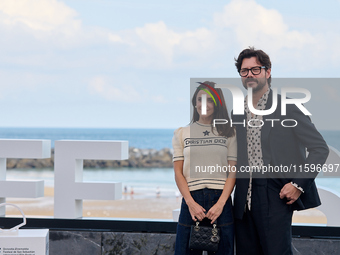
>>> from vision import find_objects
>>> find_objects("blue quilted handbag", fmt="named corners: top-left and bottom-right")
top-left (189, 221), bottom-right (220, 252)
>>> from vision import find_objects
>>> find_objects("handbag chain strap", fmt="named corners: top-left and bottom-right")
top-left (211, 224), bottom-right (219, 242)
top-left (194, 221), bottom-right (200, 231)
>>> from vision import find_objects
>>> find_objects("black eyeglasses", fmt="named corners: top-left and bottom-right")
top-left (239, 66), bottom-right (266, 77)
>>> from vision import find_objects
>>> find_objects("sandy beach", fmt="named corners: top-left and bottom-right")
top-left (4, 187), bottom-right (327, 225)
top-left (5, 187), bottom-right (182, 219)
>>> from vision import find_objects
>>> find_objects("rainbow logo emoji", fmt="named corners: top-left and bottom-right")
top-left (196, 82), bottom-right (223, 107)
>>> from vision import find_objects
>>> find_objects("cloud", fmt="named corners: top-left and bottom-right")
top-left (87, 76), bottom-right (170, 104)
top-left (209, 0), bottom-right (340, 72)
top-left (213, 0), bottom-right (315, 52)
top-left (2, 0), bottom-right (340, 98)
top-left (0, 70), bottom-right (54, 99)
top-left (111, 21), bottom-right (217, 69)
top-left (108, 32), bottom-right (125, 44)
top-left (0, 0), bottom-right (85, 51)
top-left (131, 22), bottom-right (215, 66)
top-left (88, 76), bottom-right (141, 102)
top-left (0, 0), bottom-right (128, 49)
top-left (1, 0), bottom-right (330, 71)
top-left (0, 0), bottom-right (81, 32)
top-left (152, 95), bottom-right (169, 103)
top-left (109, 0), bottom-right (319, 69)
top-left (108, 0), bottom-right (338, 71)
top-left (1, 0), bottom-right (340, 71)
top-left (135, 21), bottom-right (181, 63)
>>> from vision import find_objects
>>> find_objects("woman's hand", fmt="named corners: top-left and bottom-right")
top-left (206, 201), bottom-right (224, 224)
top-left (187, 200), bottom-right (206, 221)
top-left (205, 160), bottom-right (237, 224)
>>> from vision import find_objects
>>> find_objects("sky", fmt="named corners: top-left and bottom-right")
top-left (0, 0), bottom-right (340, 129)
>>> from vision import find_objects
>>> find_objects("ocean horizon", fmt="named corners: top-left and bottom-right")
top-left (0, 127), bottom-right (339, 151)
top-left (0, 127), bottom-right (176, 149)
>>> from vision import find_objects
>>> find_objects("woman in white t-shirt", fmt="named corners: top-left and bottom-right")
top-left (173, 81), bottom-right (237, 255)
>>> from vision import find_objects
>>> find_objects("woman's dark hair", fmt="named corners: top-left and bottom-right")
top-left (234, 46), bottom-right (272, 86)
top-left (190, 81), bottom-right (235, 138)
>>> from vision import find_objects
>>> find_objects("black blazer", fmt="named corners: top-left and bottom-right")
top-left (232, 89), bottom-right (329, 220)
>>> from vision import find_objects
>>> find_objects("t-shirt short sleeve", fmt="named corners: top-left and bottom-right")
top-left (172, 127), bottom-right (184, 162)
top-left (227, 131), bottom-right (237, 161)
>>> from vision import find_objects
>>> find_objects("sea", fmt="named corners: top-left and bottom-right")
top-left (0, 127), bottom-right (174, 149)
top-left (1, 128), bottom-right (340, 195)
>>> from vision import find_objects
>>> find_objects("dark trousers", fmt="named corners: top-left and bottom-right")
top-left (175, 188), bottom-right (234, 255)
top-left (235, 180), bottom-right (293, 255)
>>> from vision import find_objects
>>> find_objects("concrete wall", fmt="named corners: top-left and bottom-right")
top-left (49, 230), bottom-right (340, 255)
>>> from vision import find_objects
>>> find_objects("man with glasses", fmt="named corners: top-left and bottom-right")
top-left (232, 47), bottom-right (329, 254)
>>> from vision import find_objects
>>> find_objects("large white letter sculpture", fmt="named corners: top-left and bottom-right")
top-left (0, 139), bottom-right (51, 216)
top-left (54, 140), bottom-right (128, 218)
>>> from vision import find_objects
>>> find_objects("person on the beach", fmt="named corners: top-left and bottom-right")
top-left (156, 186), bottom-right (161, 197)
top-left (172, 82), bottom-right (237, 254)
top-left (232, 47), bottom-right (329, 255)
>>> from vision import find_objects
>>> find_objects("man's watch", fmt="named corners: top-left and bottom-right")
top-left (290, 182), bottom-right (304, 193)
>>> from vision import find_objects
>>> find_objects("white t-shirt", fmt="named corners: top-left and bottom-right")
top-left (172, 122), bottom-right (237, 191)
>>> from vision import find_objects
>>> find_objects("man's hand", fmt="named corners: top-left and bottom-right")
top-left (279, 183), bottom-right (302, 205)
top-left (187, 200), bottom-right (206, 221)
top-left (206, 202), bottom-right (224, 224)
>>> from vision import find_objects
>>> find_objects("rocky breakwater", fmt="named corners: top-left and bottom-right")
top-left (6, 147), bottom-right (174, 169)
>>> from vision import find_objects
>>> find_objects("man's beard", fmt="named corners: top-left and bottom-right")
top-left (242, 77), bottom-right (267, 92)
